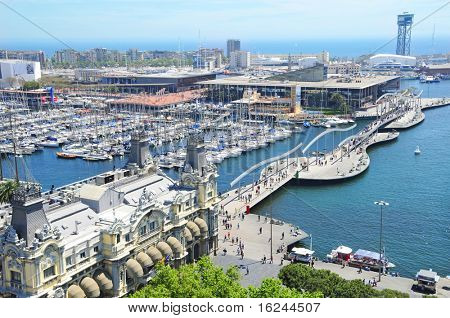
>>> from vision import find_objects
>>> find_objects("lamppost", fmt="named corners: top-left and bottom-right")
top-left (374, 200), bottom-right (389, 282)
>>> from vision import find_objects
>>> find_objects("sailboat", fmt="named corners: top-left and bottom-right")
top-left (414, 146), bottom-right (421, 155)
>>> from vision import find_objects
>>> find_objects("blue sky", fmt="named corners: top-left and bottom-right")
top-left (1, 0), bottom-right (449, 52)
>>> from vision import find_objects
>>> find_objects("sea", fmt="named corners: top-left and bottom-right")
top-left (3, 37), bottom-right (450, 58)
top-left (1, 79), bottom-right (449, 277)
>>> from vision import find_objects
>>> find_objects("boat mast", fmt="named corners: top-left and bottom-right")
top-left (9, 106), bottom-right (19, 182)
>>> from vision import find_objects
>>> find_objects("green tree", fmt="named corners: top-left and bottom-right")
top-left (279, 264), bottom-right (408, 298)
top-left (247, 278), bottom-right (322, 298)
top-left (22, 80), bottom-right (41, 91)
top-left (329, 92), bottom-right (349, 114)
top-left (0, 180), bottom-right (19, 204)
top-left (129, 257), bottom-right (322, 298)
top-left (129, 257), bottom-right (247, 298)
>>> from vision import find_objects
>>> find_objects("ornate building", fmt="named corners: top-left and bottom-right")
top-left (0, 132), bottom-right (219, 298)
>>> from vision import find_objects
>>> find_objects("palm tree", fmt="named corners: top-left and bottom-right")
top-left (0, 180), bottom-right (19, 204)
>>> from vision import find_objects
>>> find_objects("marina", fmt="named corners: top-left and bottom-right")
top-left (3, 0), bottom-right (450, 307)
top-left (1, 81), bottom-right (449, 284)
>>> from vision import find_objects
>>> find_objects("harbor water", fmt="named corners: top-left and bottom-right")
top-left (1, 80), bottom-right (449, 278)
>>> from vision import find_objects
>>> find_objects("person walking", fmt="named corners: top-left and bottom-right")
top-left (246, 266), bottom-right (249, 275)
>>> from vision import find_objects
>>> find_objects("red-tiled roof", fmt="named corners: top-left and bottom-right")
top-left (108, 89), bottom-right (206, 107)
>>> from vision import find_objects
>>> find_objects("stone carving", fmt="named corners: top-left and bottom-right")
top-left (48, 287), bottom-right (64, 298)
top-left (5, 226), bottom-right (19, 244)
top-left (183, 163), bottom-right (193, 173)
top-left (108, 218), bottom-right (125, 234)
top-left (7, 250), bottom-right (23, 270)
top-left (11, 182), bottom-right (42, 203)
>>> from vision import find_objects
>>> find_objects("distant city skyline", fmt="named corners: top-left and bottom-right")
top-left (1, 0), bottom-right (449, 56)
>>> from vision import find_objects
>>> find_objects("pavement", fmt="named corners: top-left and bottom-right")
top-left (212, 213), bottom-right (308, 287)
top-left (385, 108), bottom-right (425, 129)
top-left (296, 131), bottom-right (398, 181)
top-left (213, 193), bottom-right (450, 298)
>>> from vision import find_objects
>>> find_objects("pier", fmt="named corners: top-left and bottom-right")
top-left (220, 95), bottom-right (412, 213)
top-left (220, 94), bottom-right (450, 205)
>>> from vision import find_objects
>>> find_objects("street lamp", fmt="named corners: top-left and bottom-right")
top-left (374, 200), bottom-right (389, 282)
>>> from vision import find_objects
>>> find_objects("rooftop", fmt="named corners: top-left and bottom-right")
top-left (198, 75), bottom-right (400, 89)
top-left (108, 89), bottom-right (206, 107)
top-left (103, 70), bottom-right (215, 79)
top-left (46, 169), bottom-right (194, 247)
top-left (426, 63), bottom-right (450, 69)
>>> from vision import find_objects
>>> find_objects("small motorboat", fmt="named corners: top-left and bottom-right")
top-left (56, 152), bottom-right (77, 159)
top-left (414, 146), bottom-right (421, 155)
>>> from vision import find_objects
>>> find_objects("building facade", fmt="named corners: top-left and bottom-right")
top-left (0, 134), bottom-right (219, 298)
top-left (0, 50), bottom-right (46, 68)
top-left (327, 63), bottom-right (361, 76)
top-left (229, 51), bottom-right (250, 69)
top-left (0, 59), bottom-right (42, 89)
top-left (226, 39), bottom-right (241, 58)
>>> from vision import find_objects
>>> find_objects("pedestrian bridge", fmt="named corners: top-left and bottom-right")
top-left (219, 98), bottom-right (419, 215)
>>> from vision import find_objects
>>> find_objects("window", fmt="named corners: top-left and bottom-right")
top-left (66, 256), bottom-right (73, 266)
top-left (125, 233), bottom-right (131, 242)
top-left (94, 246), bottom-right (99, 253)
top-left (139, 225), bottom-right (147, 236)
top-left (116, 234), bottom-right (121, 244)
top-left (79, 251), bottom-right (86, 259)
top-left (43, 266), bottom-right (55, 279)
top-left (149, 221), bottom-right (156, 232)
top-left (10, 271), bottom-right (21, 283)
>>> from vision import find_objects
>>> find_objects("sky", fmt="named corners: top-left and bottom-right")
top-left (1, 0), bottom-right (450, 54)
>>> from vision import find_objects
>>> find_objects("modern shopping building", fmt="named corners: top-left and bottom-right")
top-left (0, 59), bottom-right (42, 89)
top-left (198, 74), bottom-right (400, 111)
top-left (100, 71), bottom-right (216, 94)
top-left (0, 133), bottom-right (219, 298)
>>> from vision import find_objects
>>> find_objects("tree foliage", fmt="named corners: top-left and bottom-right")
top-left (247, 278), bottom-right (322, 298)
top-left (279, 264), bottom-right (409, 298)
top-left (22, 80), bottom-right (41, 91)
top-left (129, 257), bottom-right (322, 298)
top-left (0, 180), bottom-right (19, 204)
top-left (330, 93), bottom-right (349, 114)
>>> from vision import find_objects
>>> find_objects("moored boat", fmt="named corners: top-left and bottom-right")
top-left (326, 246), bottom-right (395, 272)
top-left (56, 152), bottom-right (77, 159)
top-left (288, 247), bottom-right (315, 263)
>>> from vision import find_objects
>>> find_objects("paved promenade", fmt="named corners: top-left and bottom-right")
top-left (212, 210), bottom-right (450, 297)
top-left (421, 97), bottom-right (450, 109)
top-left (296, 131), bottom-right (398, 181)
top-left (385, 108), bottom-right (425, 129)
top-left (213, 213), bottom-right (308, 286)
